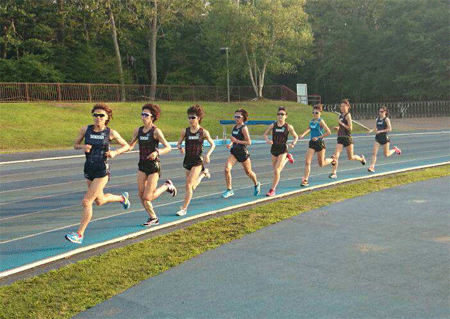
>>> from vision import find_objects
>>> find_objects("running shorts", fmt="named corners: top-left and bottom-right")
top-left (84, 161), bottom-right (110, 181)
top-left (375, 134), bottom-right (389, 145)
top-left (230, 148), bottom-right (250, 163)
top-left (337, 136), bottom-right (353, 147)
top-left (270, 144), bottom-right (287, 157)
top-left (183, 156), bottom-right (204, 171)
top-left (309, 139), bottom-right (326, 152)
top-left (138, 160), bottom-right (161, 176)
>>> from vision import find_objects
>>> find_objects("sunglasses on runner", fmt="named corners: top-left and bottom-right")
top-left (92, 113), bottom-right (106, 118)
top-left (188, 116), bottom-right (197, 120)
top-left (234, 115), bottom-right (243, 119)
top-left (312, 111), bottom-right (320, 115)
top-left (141, 112), bottom-right (151, 117)
top-left (277, 113), bottom-right (286, 116)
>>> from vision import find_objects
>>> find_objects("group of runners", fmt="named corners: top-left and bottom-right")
top-left (65, 100), bottom-right (401, 244)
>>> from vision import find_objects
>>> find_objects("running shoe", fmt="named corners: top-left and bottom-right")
top-left (65, 232), bottom-right (83, 244)
top-left (165, 180), bottom-right (177, 197)
top-left (176, 207), bottom-right (187, 216)
top-left (222, 189), bottom-right (234, 198)
top-left (254, 182), bottom-right (261, 196)
top-left (393, 146), bottom-right (402, 155)
top-left (203, 168), bottom-right (211, 179)
top-left (361, 155), bottom-right (366, 165)
top-left (331, 155), bottom-right (337, 166)
top-left (368, 167), bottom-right (375, 173)
top-left (300, 179), bottom-right (309, 187)
top-left (266, 189), bottom-right (276, 197)
top-left (329, 173), bottom-right (337, 179)
top-left (286, 153), bottom-right (294, 164)
top-left (121, 192), bottom-right (131, 209)
top-left (143, 217), bottom-right (159, 226)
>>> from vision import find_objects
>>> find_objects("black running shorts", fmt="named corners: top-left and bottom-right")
top-left (183, 156), bottom-right (204, 171)
top-left (84, 161), bottom-right (110, 181)
top-left (375, 134), bottom-right (390, 145)
top-left (309, 139), bottom-right (326, 152)
top-left (270, 144), bottom-right (287, 157)
top-left (337, 136), bottom-right (353, 147)
top-left (230, 148), bottom-right (250, 163)
top-left (138, 160), bottom-right (161, 176)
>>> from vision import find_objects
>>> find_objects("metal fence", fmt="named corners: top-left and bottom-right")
top-left (323, 101), bottom-right (450, 119)
top-left (0, 82), bottom-right (304, 103)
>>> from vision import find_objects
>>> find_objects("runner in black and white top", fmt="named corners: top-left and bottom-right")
top-left (367, 106), bottom-right (402, 172)
top-left (298, 104), bottom-right (335, 186)
top-left (65, 103), bottom-right (130, 244)
top-left (128, 104), bottom-right (177, 226)
top-left (222, 109), bottom-right (261, 198)
top-left (176, 104), bottom-right (215, 216)
top-left (329, 99), bottom-right (366, 179)
top-left (263, 107), bottom-right (298, 196)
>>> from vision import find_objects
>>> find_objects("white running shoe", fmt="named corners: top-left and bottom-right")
top-left (176, 208), bottom-right (187, 216)
top-left (203, 168), bottom-right (211, 179)
top-left (329, 173), bottom-right (337, 179)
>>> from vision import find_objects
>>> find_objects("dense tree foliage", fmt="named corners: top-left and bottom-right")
top-left (0, 0), bottom-right (448, 102)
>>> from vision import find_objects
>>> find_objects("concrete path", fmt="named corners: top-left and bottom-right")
top-left (75, 176), bottom-right (450, 319)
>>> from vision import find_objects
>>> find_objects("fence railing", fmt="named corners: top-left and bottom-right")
top-left (323, 101), bottom-right (450, 119)
top-left (0, 82), bottom-right (306, 103)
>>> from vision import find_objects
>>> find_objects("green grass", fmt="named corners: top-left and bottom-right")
top-left (0, 100), bottom-right (358, 153)
top-left (0, 165), bottom-right (448, 319)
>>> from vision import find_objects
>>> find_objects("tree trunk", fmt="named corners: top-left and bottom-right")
top-left (244, 48), bottom-right (259, 98)
top-left (149, 1), bottom-right (158, 101)
top-left (109, 4), bottom-right (126, 101)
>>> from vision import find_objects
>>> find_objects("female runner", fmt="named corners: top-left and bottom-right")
top-left (65, 103), bottom-right (130, 244)
top-left (176, 104), bottom-right (216, 216)
top-left (329, 99), bottom-right (365, 179)
top-left (299, 104), bottom-right (335, 186)
top-left (263, 107), bottom-right (298, 196)
top-left (368, 106), bottom-right (402, 172)
top-left (128, 103), bottom-right (177, 226)
top-left (222, 109), bottom-right (261, 198)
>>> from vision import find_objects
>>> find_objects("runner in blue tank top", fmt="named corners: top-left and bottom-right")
top-left (367, 106), bottom-right (402, 172)
top-left (65, 103), bottom-right (130, 244)
top-left (222, 109), bottom-right (261, 198)
top-left (263, 107), bottom-right (298, 196)
top-left (128, 104), bottom-right (177, 226)
top-left (176, 105), bottom-right (216, 217)
top-left (330, 99), bottom-right (366, 179)
top-left (298, 104), bottom-right (335, 186)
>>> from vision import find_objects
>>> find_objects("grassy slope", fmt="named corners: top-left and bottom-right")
top-left (0, 101), bottom-right (353, 152)
top-left (0, 165), bottom-right (448, 319)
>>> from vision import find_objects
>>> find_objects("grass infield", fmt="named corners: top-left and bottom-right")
top-left (0, 165), bottom-right (449, 319)
top-left (0, 100), bottom-right (362, 153)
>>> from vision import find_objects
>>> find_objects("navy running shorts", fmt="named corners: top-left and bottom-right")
top-left (270, 144), bottom-right (287, 157)
top-left (375, 134), bottom-right (390, 145)
top-left (84, 161), bottom-right (110, 181)
top-left (230, 148), bottom-right (250, 163)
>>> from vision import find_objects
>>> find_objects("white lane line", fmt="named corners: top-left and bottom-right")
top-left (1, 132), bottom-right (448, 166)
top-left (1, 160), bottom-right (448, 278)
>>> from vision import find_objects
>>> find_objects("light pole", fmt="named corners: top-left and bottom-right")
top-left (220, 47), bottom-right (230, 103)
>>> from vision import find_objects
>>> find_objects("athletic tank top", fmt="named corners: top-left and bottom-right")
top-left (376, 117), bottom-right (388, 138)
top-left (309, 118), bottom-right (324, 139)
top-left (231, 125), bottom-right (247, 151)
top-left (84, 125), bottom-right (110, 163)
top-left (272, 123), bottom-right (289, 145)
top-left (138, 126), bottom-right (159, 162)
top-left (338, 113), bottom-right (351, 137)
top-left (185, 127), bottom-right (204, 158)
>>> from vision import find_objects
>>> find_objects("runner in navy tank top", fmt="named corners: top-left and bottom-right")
top-left (65, 103), bottom-right (130, 244)
top-left (222, 109), bottom-right (261, 198)
top-left (330, 99), bottom-right (366, 179)
top-left (263, 107), bottom-right (298, 196)
top-left (367, 106), bottom-right (402, 173)
top-left (128, 104), bottom-right (177, 226)
top-left (298, 104), bottom-right (335, 187)
top-left (176, 104), bottom-right (216, 216)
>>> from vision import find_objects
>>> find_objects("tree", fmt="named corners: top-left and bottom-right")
top-left (205, 0), bottom-right (313, 98)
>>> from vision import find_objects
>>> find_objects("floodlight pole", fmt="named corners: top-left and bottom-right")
top-left (221, 47), bottom-right (230, 103)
